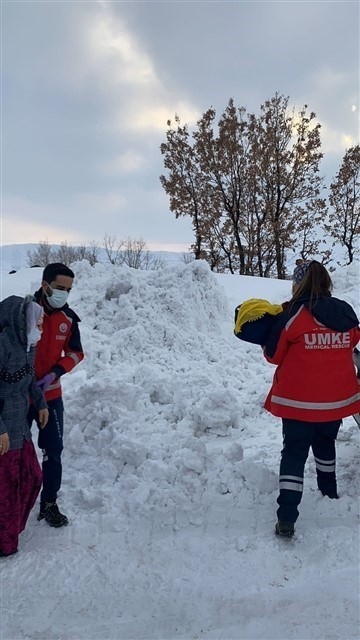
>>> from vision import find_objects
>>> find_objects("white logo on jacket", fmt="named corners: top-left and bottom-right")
top-left (59, 323), bottom-right (68, 333)
top-left (304, 332), bottom-right (351, 349)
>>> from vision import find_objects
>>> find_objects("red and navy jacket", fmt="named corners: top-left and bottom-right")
top-left (263, 294), bottom-right (360, 422)
top-left (34, 290), bottom-right (84, 401)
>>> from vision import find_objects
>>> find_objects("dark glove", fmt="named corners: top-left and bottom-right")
top-left (36, 372), bottom-right (56, 392)
top-left (353, 349), bottom-right (360, 373)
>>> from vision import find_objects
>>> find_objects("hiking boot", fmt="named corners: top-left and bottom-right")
top-left (275, 521), bottom-right (294, 538)
top-left (38, 502), bottom-right (69, 528)
top-left (321, 490), bottom-right (339, 499)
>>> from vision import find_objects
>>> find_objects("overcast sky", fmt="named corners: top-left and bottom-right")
top-left (2, 0), bottom-right (359, 250)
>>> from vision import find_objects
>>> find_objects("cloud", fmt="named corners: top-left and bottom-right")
top-left (71, 191), bottom-right (127, 214)
top-left (86, 13), bottom-right (157, 87)
top-left (0, 210), bottom-right (190, 253)
top-left (99, 151), bottom-right (146, 175)
top-left (1, 214), bottom-right (81, 246)
top-left (146, 242), bottom-right (190, 252)
top-left (320, 125), bottom-right (357, 155)
top-left (2, 188), bottom-right (193, 247)
top-left (310, 67), bottom-right (345, 91)
top-left (2, 192), bottom-right (127, 245)
top-left (289, 66), bottom-right (359, 157)
top-left (84, 6), bottom-right (200, 134)
top-left (3, 0), bottom-right (358, 250)
top-left (120, 101), bottom-right (200, 134)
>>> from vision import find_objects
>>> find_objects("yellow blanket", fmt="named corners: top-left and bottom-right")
top-left (234, 298), bottom-right (283, 335)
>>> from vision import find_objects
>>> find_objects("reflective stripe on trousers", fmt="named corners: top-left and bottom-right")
top-left (276, 418), bottom-right (341, 524)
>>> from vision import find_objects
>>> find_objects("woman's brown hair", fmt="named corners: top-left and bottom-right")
top-left (291, 261), bottom-right (333, 309)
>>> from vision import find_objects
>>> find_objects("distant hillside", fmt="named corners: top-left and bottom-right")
top-left (0, 244), bottom-right (185, 274)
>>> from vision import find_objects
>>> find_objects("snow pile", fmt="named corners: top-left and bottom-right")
top-left (331, 260), bottom-right (360, 309)
top-left (63, 260), bottom-right (272, 523)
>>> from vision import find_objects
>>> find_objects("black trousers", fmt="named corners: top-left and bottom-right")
top-left (277, 418), bottom-right (341, 524)
top-left (28, 397), bottom-right (64, 504)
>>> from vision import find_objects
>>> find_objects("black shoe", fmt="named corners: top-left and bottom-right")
top-left (275, 521), bottom-right (294, 538)
top-left (321, 490), bottom-right (339, 499)
top-left (319, 486), bottom-right (339, 499)
top-left (0, 548), bottom-right (18, 558)
top-left (38, 502), bottom-right (69, 528)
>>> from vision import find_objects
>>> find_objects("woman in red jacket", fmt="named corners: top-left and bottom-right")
top-left (264, 261), bottom-right (360, 538)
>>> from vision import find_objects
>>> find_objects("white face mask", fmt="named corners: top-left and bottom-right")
top-left (46, 286), bottom-right (69, 309)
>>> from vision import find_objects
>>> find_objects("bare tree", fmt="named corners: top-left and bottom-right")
top-left (76, 244), bottom-right (88, 261)
top-left (181, 252), bottom-right (195, 265)
top-left (195, 100), bottom-right (250, 274)
top-left (103, 234), bottom-right (125, 265)
top-left (160, 94), bottom-right (325, 278)
top-left (27, 240), bottom-right (55, 267)
top-left (80, 241), bottom-right (101, 266)
top-left (161, 102), bottom-right (251, 273)
top-left (295, 203), bottom-right (328, 262)
top-left (103, 235), bottom-right (163, 270)
top-left (121, 237), bottom-right (164, 270)
top-left (160, 115), bottom-right (213, 260)
top-left (325, 145), bottom-right (360, 264)
top-left (27, 239), bottom-right (101, 268)
top-left (53, 241), bottom-right (79, 266)
top-left (246, 94), bottom-right (325, 278)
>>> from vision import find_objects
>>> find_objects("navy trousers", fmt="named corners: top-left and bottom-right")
top-left (28, 397), bottom-right (64, 504)
top-left (277, 418), bottom-right (341, 524)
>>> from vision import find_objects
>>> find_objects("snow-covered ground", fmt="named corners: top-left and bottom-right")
top-left (0, 260), bottom-right (359, 640)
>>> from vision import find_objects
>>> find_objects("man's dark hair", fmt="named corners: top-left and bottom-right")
top-left (42, 263), bottom-right (75, 284)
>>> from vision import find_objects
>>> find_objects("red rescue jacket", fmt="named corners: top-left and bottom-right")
top-left (263, 295), bottom-right (360, 422)
top-left (34, 290), bottom-right (84, 401)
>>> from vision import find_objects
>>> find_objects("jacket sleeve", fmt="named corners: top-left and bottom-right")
top-left (351, 327), bottom-right (360, 350)
top-left (0, 339), bottom-right (7, 435)
top-left (51, 316), bottom-right (84, 378)
top-left (263, 311), bottom-right (291, 366)
top-left (0, 416), bottom-right (6, 436)
top-left (263, 328), bottom-right (291, 366)
top-left (353, 335), bottom-right (360, 379)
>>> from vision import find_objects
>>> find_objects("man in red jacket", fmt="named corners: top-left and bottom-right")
top-left (28, 263), bottom-right (84, 527)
